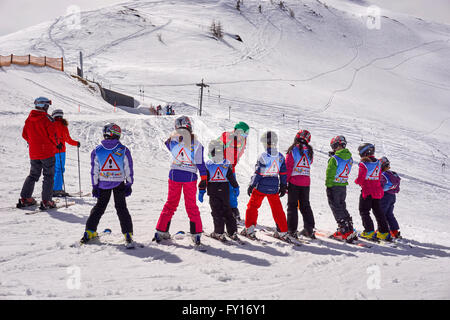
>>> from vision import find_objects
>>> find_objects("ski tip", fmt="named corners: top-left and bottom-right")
top-left (103, 228), bottom-right (112, 233)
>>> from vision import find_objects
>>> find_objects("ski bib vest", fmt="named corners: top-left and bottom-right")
top-left (333, 156), bottom-right (353, 184)
top-left (382, 171), bottom-right (399, 191)
top-left (363, 160), bottom-right (381, 181)
top-left (170, 140), bottom-right (200, 174)
top-left (260, 152), bottom-right (282, 177)
top-left (206, 160), bottom-right (230, 183)
top-left (97, 144), bottom-right (126, 182)
top-left (291, 146), bottom-right (311, 177)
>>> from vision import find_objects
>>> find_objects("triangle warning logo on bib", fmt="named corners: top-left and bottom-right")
top-left (264, 160), bottom-right (280, 176)
top-left (211, 167), bottom-right (226, 181)
top-left (369, 164), bottom-right (380, 180)
top-left (339, 163), bottom-right (350, 179)
top-left (101, 154), bottom-right (120, 171)
top-left (175, 147), bottom-right (193, 164)
top-left (295, 154), bottom-right (310, 169)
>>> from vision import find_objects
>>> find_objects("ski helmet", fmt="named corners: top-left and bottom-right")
top-left (380, 156), bottom-right (390, 169)
top-left (208, 139), bottom-right (224, 160)
top-left (34, 97), bottom-right (52, 111)
top-left (103, 123), bottom-right (121, 140)
top-left (260, 131), bottom-right (278, 147)
top-left (330, 135), bottom-right (347, 150)
top-left (358, 143), bottom-right (375, 157)
top-left (51, 109), bottom-right (64, 119)
top-left (175, 116), bottom-right (193, 133)
top-left (295, 129), bottom-right (311, 144)
top-left (234, 122), bottom-right (250, 134)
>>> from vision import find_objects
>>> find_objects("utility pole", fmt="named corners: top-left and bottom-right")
top-left (79, 51), bottom-right (84, 78)
top-left (229, 105), bottom-right (231, 120)
top-left (196, 79), bottom-right (209, 116)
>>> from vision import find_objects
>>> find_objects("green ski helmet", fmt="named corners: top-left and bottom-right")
top-left (234, 121), bottom-right (250, 134)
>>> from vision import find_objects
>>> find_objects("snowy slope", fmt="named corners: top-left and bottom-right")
top-left (0, 0), bottom-right (449, 300)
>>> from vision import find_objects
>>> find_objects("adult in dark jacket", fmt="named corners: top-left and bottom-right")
top-left (18, 97), bottom-right (61, 210)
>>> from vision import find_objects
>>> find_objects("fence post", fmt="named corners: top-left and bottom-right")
top-left (44, 56), bottom-right (47, 67)
top-left (61, 57), bottom-right (64, 72)
top-left (10, 54), bottom-right (13, 64)
top-left (28, 54), bottom-right (31, 65)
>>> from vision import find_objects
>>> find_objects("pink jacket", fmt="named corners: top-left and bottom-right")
top-left (286, 148), bottom-right (312, 187)
top-left (354, 157), bottom-right (384, 199)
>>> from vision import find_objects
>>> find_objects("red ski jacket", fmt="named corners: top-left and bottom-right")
top-left (54, 119), bottom-right (78, 153)
top-left (22, 109), bottom-right (57, 160)
top-left (354, 156), bottom-right (384, 199)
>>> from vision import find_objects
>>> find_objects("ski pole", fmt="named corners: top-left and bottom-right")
top-left (77, 145), bottom-right (81, 198)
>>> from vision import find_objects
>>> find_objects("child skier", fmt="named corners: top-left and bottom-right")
top-left (199, 140), bottom-right (241, 241)
top-left (354, 143), bottom-right (391, 241)
top-left (51, 109), bottom-right (80, 197)
top-left (81, 123), bottom-right (135, 248)
top-left (285, 129), bottom-right (316, 239)
top-left (241, 131), bottom-right (289, 240)
top-left (379, 156), bottom-right (402, 238)
top-left (326, 136), bottom-right (357, 241)
top-left (154, 116), bottom-right (207, 245)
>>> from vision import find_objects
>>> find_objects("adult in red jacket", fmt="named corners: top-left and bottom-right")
top-left (52, 109), bottom-right (80, 197)
top-left (18, 97), bottom-right (61, 209)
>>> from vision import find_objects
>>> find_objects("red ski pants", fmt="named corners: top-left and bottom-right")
top-left (156, 179), bottom-right (203, 234)
top-left (245, 189), bottom-right (288, 232)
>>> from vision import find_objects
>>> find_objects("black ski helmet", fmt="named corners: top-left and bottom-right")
top-left (175, 116), bottom-right (192, 133)
top-left (260, 131), bottom-right (278, 147)
top-left (52, 109), bottom-right (64, 119)
top-left (358, 143), bottom-right (375, 157)
top-left (380, 156), bottom-right (390, 169)
top-left (103, 123), bottom-right (121, 140)
top-left (208, 139), bottom-right (224, 160)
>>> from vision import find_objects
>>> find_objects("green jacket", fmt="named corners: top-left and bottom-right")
top-left (325, 148), bottom-right (353, 187)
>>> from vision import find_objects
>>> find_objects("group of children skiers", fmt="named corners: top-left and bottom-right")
top-left (19, 97), bottom-right (402, 248)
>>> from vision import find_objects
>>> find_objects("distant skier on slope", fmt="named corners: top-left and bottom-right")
top-left (325, 135), bottom-right (357, 242)
top-left (218, 121), bottom-right (249, 221)
top-left (51, 109), bottom-right (80, 197)
top-left (285, 129), bottom-right (316, 239)
top-left (199, 140), bottom-right (241, 241)
top-left (154, 116), bottom-right (207, 246)
top-left (355, 143), bottom-right (392, 242)
top-left (241, 131), bottom-right (289, 240)
top-left (379, 156), bottom-right (402, 239)
top-left (81, 123), bottom-right (135, 248)
top-left (17, 97), bottom-right (60, 210)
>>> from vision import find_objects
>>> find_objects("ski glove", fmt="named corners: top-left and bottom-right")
top-left (56, 142), bottom-right (63, 150)
top-left (198, 190), bottom-right (206, 203)
top-left (125, 183), bottom-right (132, 197)
top-left (247, 185), bottom-right (255, 197)
top-left (77, 141), bottom-right (81, 147)
top-left (279, 184), bottom-right (287, 198)
top-left (92, 185), bottom-right (100, 198)
top-left (198, 178), bottom-right (207, 191)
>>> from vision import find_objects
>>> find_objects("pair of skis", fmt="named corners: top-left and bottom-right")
top-left (74, 229), bottom-right (140, 249)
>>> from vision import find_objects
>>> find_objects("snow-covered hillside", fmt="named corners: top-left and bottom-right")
top-left (0, 0), bottom-right (449, 300)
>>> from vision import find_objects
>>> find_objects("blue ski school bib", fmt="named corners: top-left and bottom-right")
top-left (258, 151), bottom-right (284, 177)
top-left (291, 146), bottom-right (311, 177)
top-left (363, 160), bottom-right (381, 181)
top-left (169, 139), bottom-right (203, 174)
top-left (333, 155), bottom-right (353, 184)
top-left (96, 143), bottom-right (127, 182)
top-left (382, 171), bottom-right (400, 191)
top-left (206, 160), bottom-right (230, 183)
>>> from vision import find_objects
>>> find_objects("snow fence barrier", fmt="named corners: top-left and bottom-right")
top-left (0, 54), bottom-right (64, 71)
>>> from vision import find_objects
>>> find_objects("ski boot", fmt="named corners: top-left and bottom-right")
top-left (273, 230), bottom-right (289, 241)
top-left (390, 230), bottom-right (401, 239)
top-left (298, 228), bottom-right (316, 240)
top-left (210, 232), bottom-right (227, 242)
top-left (80, 230), bottom-right (98, 244)
top-left (16, 197), bottom-right (37, 208)
top-left (124, 232), bottom-right (135, 249)
top-left (191, 233), bottom-right (202, 245)
top-left (359, 230), bottom-right (376, 241)
top-left (288, 231), bottom-right (299, 239)
top-left (376, 231), bottom-right (393, 242)
top-left (227, 231), bottom-right (241, 241)
top-left (39, 200), bottom-right (57, 210)
top-left (240, 225), bottom-right (256, 240)
top-left (153, 230), bottom-right (170, 243)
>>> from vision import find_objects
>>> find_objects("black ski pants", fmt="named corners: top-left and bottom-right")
top-left (326, 186), bottom-right (352, 224)
top-left (20, 156), bottom-right (55, 201)
top-left (208, 183), bottom-right (237, 235)
top-left (359, 193), bottom-right (389, 233)
top-left (86, 182), bottom-right (133, 234)
top-left (287, 184), bottom-right (315, 233)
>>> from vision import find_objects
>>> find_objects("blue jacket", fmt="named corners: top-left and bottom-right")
top-left (250, 148), bottom-right (287, 194)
